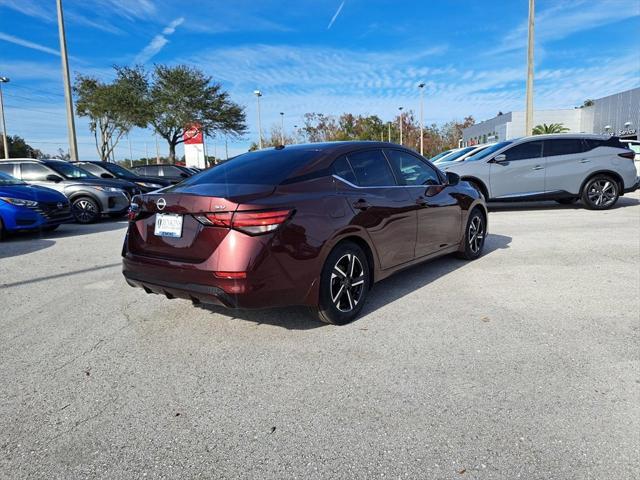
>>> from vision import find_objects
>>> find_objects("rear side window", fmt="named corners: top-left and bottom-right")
top-left (346, 150), bottom-right (397, 187)
top-left (503, 141), bottom-right (543, 161)
top-left (0, 163), bottom-right (16, 175)
top-left (79, 163), bottom-right (105, 176)
top-left (21, 163), bottom-right (51, 181)
top-left (333, 155), bottom-right (357, 184)
top-left (582, 139), bottom-right (605, 151)
top-left (176, 149), bottom-right (320, 186)
top-left (543, 138), bottom-right (584, 156)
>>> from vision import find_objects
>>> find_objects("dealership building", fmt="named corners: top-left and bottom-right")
top-left (461, 87), bottom-right (639, 146)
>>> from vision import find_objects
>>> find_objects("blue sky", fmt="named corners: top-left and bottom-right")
top-left (0, 0), bottom-right (638, 159)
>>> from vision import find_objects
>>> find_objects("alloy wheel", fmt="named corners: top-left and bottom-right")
top-left (587, 180), bottom-right (617, 208)
top-left (73, 199), bottom-right (97, 223)
top-left (330, 253), bottom-right (366, 312)
top-left (468, 215), bottom-right (485, 254)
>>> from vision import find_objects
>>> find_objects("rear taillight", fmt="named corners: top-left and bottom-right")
top-left (194, 209), bottom-right (292, 235)
top-left (618, 150), bottom-right (635, 160)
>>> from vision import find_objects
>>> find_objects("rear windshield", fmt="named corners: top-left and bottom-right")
top-left (175, 149), bottom-right (320, 186)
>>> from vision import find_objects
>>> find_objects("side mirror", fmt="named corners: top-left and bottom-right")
top-left (492, 154), bottom-right (507, 163)
top-left (446, 171), bottom-right (460, 186)
top-left (46, 174), bottom-right (63, 183)
top-left (100, 173), bottom-right (115, 179)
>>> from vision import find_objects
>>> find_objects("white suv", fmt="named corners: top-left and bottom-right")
top-left (442, 134), bottom-right (638, 210)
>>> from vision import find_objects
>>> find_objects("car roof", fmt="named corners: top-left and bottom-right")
top-left (513, 133), bottom-right (612, 141)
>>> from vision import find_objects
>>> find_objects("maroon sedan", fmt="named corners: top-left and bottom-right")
top-left (122, 142), bottom-right (487, 324)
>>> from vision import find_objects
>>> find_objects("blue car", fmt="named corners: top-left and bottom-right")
top-left (0, 171), bottom-right (73, 240)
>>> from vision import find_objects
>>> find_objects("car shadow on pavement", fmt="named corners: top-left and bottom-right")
top-left (0, 221), bottom-right (127, 259)
top-left (196, 233), bottom-right (512, 330)
top-left (489, 195), bottom-right (639, 212)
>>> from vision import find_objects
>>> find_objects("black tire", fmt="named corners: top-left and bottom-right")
top-left (581, 175), bottom-right (620, 210)
top-left (556, 198), bottom-right (578, 205)
top-left (0, 217), bottom-right (5, 242)
top-left (456, 208), bottom-right (486, 260)
top-left (311, 241), bottom-right (371, 325)
top-left (72, 196), bottom-right (100, 224)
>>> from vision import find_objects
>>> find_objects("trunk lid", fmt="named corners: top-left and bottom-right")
top-left (127, 184), bottom-right (275, 263)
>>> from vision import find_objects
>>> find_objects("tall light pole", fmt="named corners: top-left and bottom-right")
top-left (279, 112), bottom-right (284, 145)
top-left (398, 107), bottom-right (404, 145)
top-left (418, 83), bottom-right (425, 155)
top-left (525, 0), bottom-right (535, 136)
top-left (127, 134), bottom-right (133, 167)
top-left (254, 90), bottom-right (263, 149)
top-left (0, 77), bottom-right (9, 159)
top-left (293, 125), bottom-right (298, 144)
top-left (387, 121), bottom-right (391, 142)
top-left (56, 0), bottom-right (78, 161)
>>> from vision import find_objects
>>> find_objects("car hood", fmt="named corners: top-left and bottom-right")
top-left (0, 184), bottom-right (68, 203)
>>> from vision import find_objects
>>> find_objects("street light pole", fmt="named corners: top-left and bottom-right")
top-left (398, 107), bottom-right (404, 146)
top-left (418, 83), bottom-right (425, 155)
top-left (254, 90), bottom-right (263, 149)
top-left (0, 77), bottom-right (9, 159)
top-left (525, 0), bottom-right (535, 136)
top-left (280, 112), bottom-right (284, 145)
top-left (56, 0), bottom-right (79, 161)
top-left (127, 134), bottom-right (133, 167)
top-left (388, 122), bottom-right (391, 142)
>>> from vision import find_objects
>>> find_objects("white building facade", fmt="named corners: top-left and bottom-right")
top-left (462, 87), bottom-right (639, 146)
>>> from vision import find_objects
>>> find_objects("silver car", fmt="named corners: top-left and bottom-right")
top-left (442, 134), bottom-right (638, 210)
top-left (0, 159), bottom-right (138, 223)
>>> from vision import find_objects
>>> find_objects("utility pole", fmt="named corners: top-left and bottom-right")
top-left (127, 134), bottom-right (133, 167)
top-left (280, 112), bottom-right (284, 145)
top-left (254, 90), bottom-right (263, 149)
top-left (525, 0), bottom-right (535, 136)
top-left (418, 83), bottom-right (425, 155)
top-left (145, 142), bottom-right (149, 165)
top-left (387, 122), bottom-right (391, 142)
top-left (224, 135), bottom-right (228, 160)
top-left (0, 77), bottom-right (9, 159)
top-left (56, 0), bottom-right (79, 161)
top-left (155, 134), bottom-right (160, 164)
top-left (398, 107), bottom-right (404, 146)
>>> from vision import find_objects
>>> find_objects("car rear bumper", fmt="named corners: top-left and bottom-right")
top-left (122, 252), bottom-right (317, 309)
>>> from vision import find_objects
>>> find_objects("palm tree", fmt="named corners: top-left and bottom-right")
top-left (532, 123), bottom-right (570, 135)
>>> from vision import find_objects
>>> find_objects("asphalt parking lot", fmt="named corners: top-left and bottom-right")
top-left (1, 193), bottom-right (639, 480)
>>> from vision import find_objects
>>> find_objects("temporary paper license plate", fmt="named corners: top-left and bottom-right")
top-left (154, 213), bottom-right (183, 238)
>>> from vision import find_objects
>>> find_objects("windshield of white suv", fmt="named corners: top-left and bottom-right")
top-left (434, 146), bottom-right (475, 163)
top-left (465, 141), bottom-right (513, 162)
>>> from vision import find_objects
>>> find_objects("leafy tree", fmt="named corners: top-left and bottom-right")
top-left (74, 66), bottom-right (150, 161)
top-left (0, 135), bottom-right (44, 159)
top-left (145, 65), bottom-right (247, 161)
top-left (532, 123), bottom-right (570, 135)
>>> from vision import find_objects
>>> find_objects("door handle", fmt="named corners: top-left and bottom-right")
top-left (352, 199), bottom-right (371, 211)
top-left (579, 158), bottom-right (590, 163)
top-left (532, 165), bottom-right (544, 170)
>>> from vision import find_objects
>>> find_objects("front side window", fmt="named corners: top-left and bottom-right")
top-left (21, 163), bottom-right (52, 181)
top-left (385, 149), bottom-right (440, 186)
top-left (466, 141), bottom-right (513, 162)
top-left (543, 138), bottom-right (584, 157)
top-left (503, 141), bottom-right (543, 161)
top-left (345, 150), bottom-right (396, 187)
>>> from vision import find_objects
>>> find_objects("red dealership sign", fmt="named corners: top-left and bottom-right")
top-left (184, 124), bottom-right (203, 144)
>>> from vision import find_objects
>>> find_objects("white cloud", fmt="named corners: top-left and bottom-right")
top-left (0, 32), bottom-right (59, 56)
top-left (134, 17), bottom-right (185, 64)
top-left (493, 0), bottom-right (640, 54)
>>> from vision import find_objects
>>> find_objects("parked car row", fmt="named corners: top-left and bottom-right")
top-left (429, 133), bottom-right (638, 209)
top-left (0, 159), bottom-right (197, 240)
